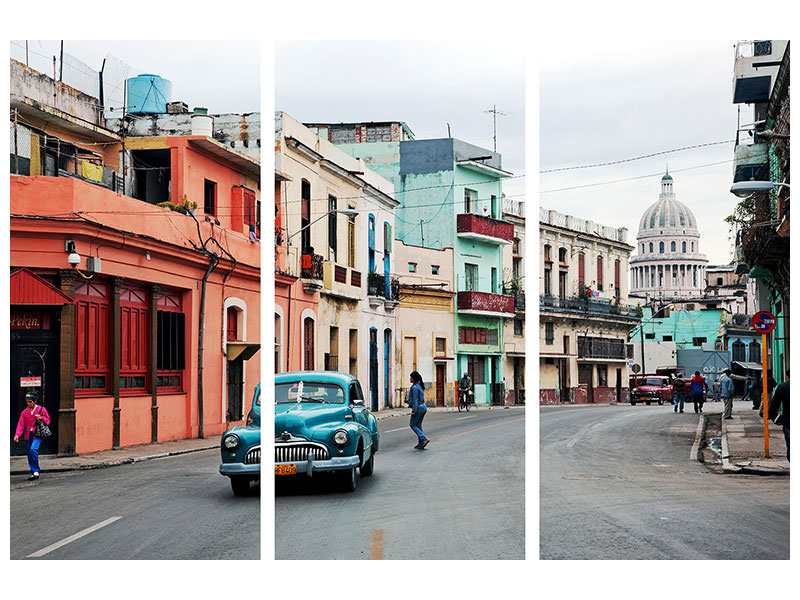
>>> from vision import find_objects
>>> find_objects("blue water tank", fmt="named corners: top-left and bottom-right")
top-left (126, 74), bottom-right (172, 114)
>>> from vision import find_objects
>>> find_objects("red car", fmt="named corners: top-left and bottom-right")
top-left (630, 376), bottom-right (673, 406)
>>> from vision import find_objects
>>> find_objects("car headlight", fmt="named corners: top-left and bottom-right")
top-left (223, 434), bottom-right (240, 449)
top-left (333, 430), bottom-right (349, 446)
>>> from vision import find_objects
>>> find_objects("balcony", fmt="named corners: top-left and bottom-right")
top-left (539, 294), bottom-right (641, 321)
top-left (733, 142), bottom-right (769, 183)
top-left (502, 282), bottom-right (525, 314)
top-left (367, 272), bottom-right (400, 309)
top-left (456, 213), bottom-right (513, 245)
top-left (457, 291), bottom-right (515, 317)
top-left (300, 253), bottom-right (324, 292)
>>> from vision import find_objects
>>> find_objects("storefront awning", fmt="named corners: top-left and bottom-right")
top-left (732, 361), bottom-right (763, 371)
top-left (226, 342), bottom-right (261, 361)
top-left (10, 268), bottom-right (73, 305)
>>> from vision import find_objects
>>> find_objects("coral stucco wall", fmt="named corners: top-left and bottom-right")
top-left (75, 396), bottom-right (114, 455)
top-left (119, 396), bottom-right (152, 447)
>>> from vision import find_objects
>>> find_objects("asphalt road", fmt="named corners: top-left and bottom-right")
top-left (10, 449), bottom-right (259, 560)
top-left (540, 404), bottom-right (789, 560)
top-left (275, 406), bottom-right (525, 559)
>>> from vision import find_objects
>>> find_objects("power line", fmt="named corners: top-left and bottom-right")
top-left (540, 160), bottom-right (734, 194)
top-left (540, 140), bottom-right (735, 174)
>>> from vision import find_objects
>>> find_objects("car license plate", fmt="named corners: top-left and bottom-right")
top-left (275, 464), bottom-right (297, 476)
top-left (640, 396), bottom-right (648, 401)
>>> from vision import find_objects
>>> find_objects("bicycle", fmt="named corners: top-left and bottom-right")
top-left (458, 389), bottom-right (473, 412)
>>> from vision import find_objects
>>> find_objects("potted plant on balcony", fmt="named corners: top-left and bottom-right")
top-left (158, 194), bottom-right (198, 216)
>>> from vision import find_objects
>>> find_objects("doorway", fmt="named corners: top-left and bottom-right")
top-left (226, 358), bottom-right (244, 421)
top-left (578, 364), bottom-right (594, 403)
top-left (435, 363), bottom-right (445, 407)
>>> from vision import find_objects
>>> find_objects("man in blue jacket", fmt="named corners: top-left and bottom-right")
top-left (719, 369), bottom-right (735, 419)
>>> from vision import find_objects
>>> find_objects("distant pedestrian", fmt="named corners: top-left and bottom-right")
top-left (712, 377), bottom-right (721, 402)
top-left (743, 376), bottom-right (753, 404)
top-left (672, 374), bottom-right (685, 413)
top-left (407, 371), bottom-right (429, 449)
top-left (768, 371), bottom-right (790, 462)
top-left (690, 371), bottom-right (707, 414)
top-left (752, 377), bottom-right (764, 410)
top-left (720, 369), bottom-right (735, 419)
top-left (13, 391), bottom-right (51, 481)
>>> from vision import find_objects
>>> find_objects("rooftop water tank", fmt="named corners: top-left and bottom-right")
top-left (126, 74), bottom-right (172, 114)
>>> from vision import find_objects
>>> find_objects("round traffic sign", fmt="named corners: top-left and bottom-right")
top-left (751, 311), bottom-right (776, 334)
top-left (631, 364), bottom-right (641, 373)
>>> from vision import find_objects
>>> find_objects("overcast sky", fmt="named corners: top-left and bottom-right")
top-left (275, 40), bottom-right (526, 202)
top-left (10, 40), bottom-right (260, 114)
top-left (540, 40), bottom-right (741, 266)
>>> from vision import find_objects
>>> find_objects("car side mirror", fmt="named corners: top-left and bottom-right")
top-left (352, 398), bottom-right (365, 407)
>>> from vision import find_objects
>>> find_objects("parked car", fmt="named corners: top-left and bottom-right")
top-left (630, 376), bottom-right (673, 405)
top-left (219, 382), bottom-right (261, 496)
top-left (274, 371), bottom-right (379, 492)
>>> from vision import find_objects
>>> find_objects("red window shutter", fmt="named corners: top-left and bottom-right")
top-left (477, 328), bottom-right (487, 344)
top-left (227, 307), bottom-right (238, 341)
top-left (597, 256), bottom-right (604, 290)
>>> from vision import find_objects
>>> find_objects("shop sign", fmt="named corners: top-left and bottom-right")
top-left (11, 311), bottom-right (42, 330)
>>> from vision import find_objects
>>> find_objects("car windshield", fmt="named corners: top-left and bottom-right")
top-left (275, 382), bottom-right (345, 404)
top-left (641, 378), bottom-right (664, 386)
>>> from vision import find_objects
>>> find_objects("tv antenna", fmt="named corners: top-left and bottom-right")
top-left (484, 105), bottom-right (507, 152)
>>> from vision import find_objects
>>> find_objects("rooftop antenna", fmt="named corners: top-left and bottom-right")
top-left (484, 104), bottom-right (507, 152)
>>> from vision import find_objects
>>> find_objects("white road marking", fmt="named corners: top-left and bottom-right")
top-left (27, 516), bottom-right (122, 558)
top-left (455, 416), bottom-right (474, 421)
top-left (384, 427), bottom-right (407, 433)
top-left (566, 437), bottom-right (579, 448)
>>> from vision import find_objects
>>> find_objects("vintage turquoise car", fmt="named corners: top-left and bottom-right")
top-left (219, 382), bottom-right (261, 496)
top-left (274, 372), bottom-right (379, 492)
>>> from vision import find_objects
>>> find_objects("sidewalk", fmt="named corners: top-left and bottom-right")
top-left (720, 399), bottom-right (790, 475)
top-left (10, 435), bottom-right (221, 476)
top-left (11, 404), bottom-right (524, 476)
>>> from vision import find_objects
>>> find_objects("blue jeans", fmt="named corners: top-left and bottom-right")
top-left (25, 437), bottom-right (42, 474)
top-left (410, 405), bottom-right (427, 443)
top-left (673, 392), bottom-right (684, 412)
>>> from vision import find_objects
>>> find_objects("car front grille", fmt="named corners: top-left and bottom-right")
top-left (244, 446), bottom-right (261, 465)
top-left (275, 442), bottom-right (330, 462)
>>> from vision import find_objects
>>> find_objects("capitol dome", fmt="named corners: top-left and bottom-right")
top-left (629, 172), bottom-right (708, 300)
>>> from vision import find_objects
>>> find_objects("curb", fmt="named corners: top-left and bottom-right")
top-left (11, 444), bottom-right (218, 476)
top-left (719, 413), bottom-right (789, 476)
top-left (719, 415), bottom-right (741, 473)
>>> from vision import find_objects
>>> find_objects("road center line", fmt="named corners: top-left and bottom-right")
top-left (384, 427), bottom-right (407, 433)
top-left (429, 416), bottom-right (525, 446)
top-left (369, 529), bottom-right (384, 560)
top-left (27, 516), bottom-right (122, 558)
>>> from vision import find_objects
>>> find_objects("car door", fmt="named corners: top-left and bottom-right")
top-left (349, 382), bottom-right (369, 429)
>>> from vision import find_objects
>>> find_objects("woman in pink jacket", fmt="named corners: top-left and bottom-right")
top-left (14, 391), bottom-right (51, 481)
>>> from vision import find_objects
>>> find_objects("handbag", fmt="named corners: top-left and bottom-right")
top-left (34, 407), bottom-right (52, 440)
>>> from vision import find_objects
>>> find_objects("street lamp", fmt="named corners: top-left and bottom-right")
top-left (729, 181), bottom-right (790, 198)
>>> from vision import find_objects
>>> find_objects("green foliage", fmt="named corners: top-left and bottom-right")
top-left (158, 195), bottom-right (198, 215)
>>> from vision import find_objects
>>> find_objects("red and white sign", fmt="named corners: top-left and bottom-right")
top-left (20, 377), bottom-right (42, 388)
top-left (751, 311), bottom-right (777, 334)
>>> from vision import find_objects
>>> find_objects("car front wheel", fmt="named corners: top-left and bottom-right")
top-left (339, 466), bottom-right (358, 492)
top-left (361, 452), bottom-right (374, 477)
top-left (230, 476), bottom-right (251, 496)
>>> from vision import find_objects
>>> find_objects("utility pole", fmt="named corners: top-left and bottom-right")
top-left (484, 105), bottom-right (507, 152)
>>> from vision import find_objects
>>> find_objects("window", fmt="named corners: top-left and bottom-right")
top-left (491, 267), bottom-right (497, 293)
top-left (732, 340), bottom-right (746, 362)
top-left (645, 333), bottom-right (655, 340)
top-left (558, 247), bottom-right (567, 263)
top-left (74, 280), bottom-right (110, 393)
top-left (347, 208), bottom-right (356, 268)
top-left (748, 340), bottom-right (761, 363)
top-left (431, 265), bottom-right (440, 275)
top-left (303, 317), bottom-right (315, 370)
top-left (301, 180), bottom-right (311, 252)
top-left (544, 266), bottom-right (552, 295)
top-left (459, 327), bottom-right (488, 345)
top-left (692, 337), bottom-right (707, 347)
top-left (120, 285), bottom-right (148, 392)
top-left (649, 242), bottom-right (654, 253)
top-left (486, 329), bottom-right (498, 346)
top-left (544, 322), bottom-right (554, 345)
top-left (156, 289), bottom-right (184, 390)
top-left (578, 253), bottom-right (585, 288)
top-left (491, 195), bottom-right (498, 218)
top-left (659, 241), bottom-right (664, 253)
top-left (597, 365), bottom-right (608, 387)
top-left (691, 242), bottom-right (695, 252)
top-left (614, 260), bottom-right (620, 298)
top-left (597, 255), bottom-right (604, 290)
top-left (682, 241), bottom-right (687, 252)
top-left (328, 195), bottom-right (337, 260)
top-left (716, 277), bottom-right (723, 286)
top-left (366, 124), bottom-right (392, 142)
top-left (204, 179), bottom-right (217, 217)
top-left (226, 306), bottom-right (239, 341)
top-left (514, 319), bottom-right (523, 336)
top-left (408, 262), bottom-right (417, 273)
top-left (435, 337), bottom-right (446, 355)
top-left (543, 244), bottom-right (552, 263)
top-left (464, 188), bottom-right (477, 213)
top-left (671, 241), bottom-right (676, 252)
top-left (465, 264), bottom-right (478, 291)
top-left (662, 335), bottom-right (673, 341)
top-left (558, 270), bottom-right (567, 299)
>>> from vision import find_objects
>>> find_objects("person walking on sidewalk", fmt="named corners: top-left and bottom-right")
top-left (712, 377), bottom-right (721, 402)
top-left (690, 371), bottom-right (707, 414)
top-left (13, 391), bottom-right (51, 481)
top-left (720, 369), bottom-right (735, 419)
top-left (672, 374), bottom-right (685, 413)
top-left (768, 371), bottom-right (790, 461)
top-left (407, 371), bottom-right (429, 449)
top-left (743, 376), bottom-right (753, 404)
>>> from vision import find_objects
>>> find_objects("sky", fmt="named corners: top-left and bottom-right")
top-left (540, 40), bottom-right (742, 266)
top-left (275, 40), bottom-right (526, 203)
top-left (9, 40), bottom-right (260, 114)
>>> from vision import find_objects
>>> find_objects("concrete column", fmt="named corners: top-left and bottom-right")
top-left (58, 270), bottom-right (77, 456)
